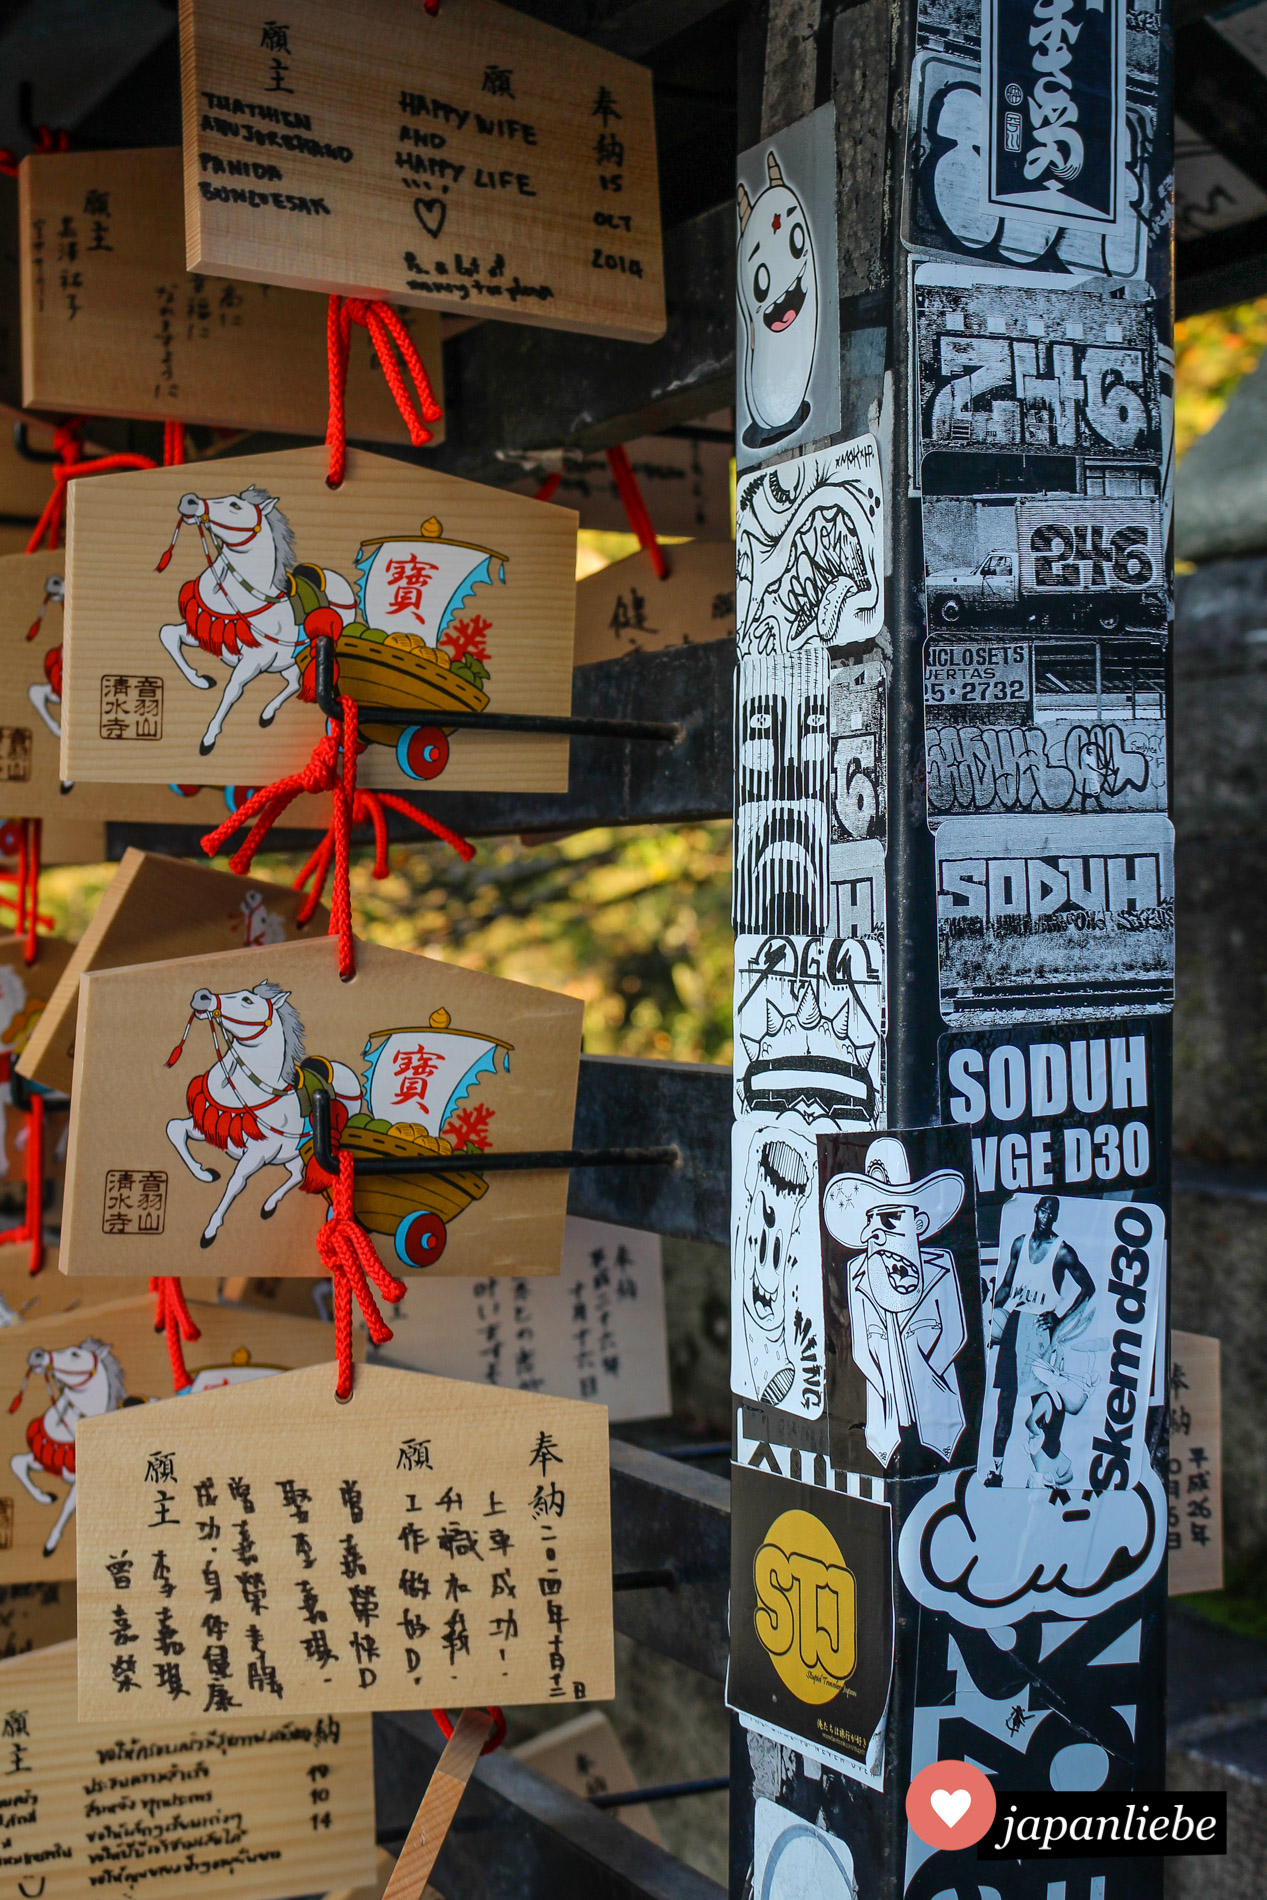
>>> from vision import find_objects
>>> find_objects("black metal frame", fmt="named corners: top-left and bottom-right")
top-left (308, 1086), bottom-right (679, 1179)
top-left (311, 636), bottom-right (681, 745)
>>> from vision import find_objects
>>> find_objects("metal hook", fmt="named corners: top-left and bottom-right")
top-left (12, 423), bottom-right (56, 465)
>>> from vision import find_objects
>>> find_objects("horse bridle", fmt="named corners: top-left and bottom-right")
top-left (196, 499), bottom-right (265, 549)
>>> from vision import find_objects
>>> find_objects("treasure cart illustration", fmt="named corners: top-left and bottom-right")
top-left (307, 1007), bottom-right (513, 1268)
top-left (324, 516), bottom-right (505, 780)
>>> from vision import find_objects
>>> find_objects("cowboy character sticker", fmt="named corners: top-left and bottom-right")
top-left (61, 446), bottom-right (576, 793)
top-left (61, 936), bottom-right (581, 1279)
top-left (819, 1127), bottom-right (986, 1479)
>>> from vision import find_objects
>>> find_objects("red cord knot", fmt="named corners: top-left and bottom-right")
top-left (203, 661), bottom-right (472, 982)
top-left (432, 1707), bottom-right (507, 1753)
top-left (149, 1277), bottom-right (201, 1393)
top-left (326, 295), bottom-right (443, 488)
top-left (310, 1151), bottom-right (406, 1401)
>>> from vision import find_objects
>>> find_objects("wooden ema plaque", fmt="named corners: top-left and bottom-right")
top-left (179, 0), bottom-right (664, 342)
top-left (574, 540), bottom-right (737, 665)
top-left (61, 445), bottom-right (576, 792)
top-left (1168, 1329), bottom-right (1223, 1596)
top-left (0, 815), bottom-right (105, 867)
top-left (0, 1640), bottom-right (376, 1900)
top-left (21, 850), bottom-right (329, 1097)
top-left (0, 1245), bottom-right (218, 1324)
top-left (0, 933), bottom-right (74, 1191)
top-left (18, 147), bottom-right (445, 441)
top-left (0, 552), bottom-right (336, 831)
top-left (76, 1361), bottom-right (614, 1718)
top-left (0, 1295), bottom-right (341, 1581)
top-left (61, 935), bottom-right (582, 1278)
top-left (0, 1580), bottom-right (77, 1655)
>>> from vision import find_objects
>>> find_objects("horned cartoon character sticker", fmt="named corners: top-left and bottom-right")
top-left (735, 104), bottom-right (841, 469)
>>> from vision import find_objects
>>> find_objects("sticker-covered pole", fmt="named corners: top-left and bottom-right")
top-left (729, 0), bottom-right (1173, 1891)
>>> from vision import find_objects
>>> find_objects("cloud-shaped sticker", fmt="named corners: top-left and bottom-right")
top-left (898, 1466), bottom-right (1166, 1630)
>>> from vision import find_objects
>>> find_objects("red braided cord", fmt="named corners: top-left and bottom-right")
top-left (24, 1094), bottom-right (42, 1275)
top-left (162, 420), bottom-right (187, 466)
top-left (534, 471), bottom-right (562, 503)
top-left (27, 445), bottom-right (158, 553)
top-left (203, 651), bottom-right (472, 979)
top-left (325, 295), bottom-right (443, 488)
top-left (0, 888), bottom-right (53, 932)
top-left (605, 444), bottom-right (669, 580)
top-left (0, 152), bottom-right (16, 179)
top-left (0, 1091), bottom-right (45, 1275)
top-left (312, 1151), bottom-right (406, 1400)
top-left (22, 819), bottom-right (40, 966)
top-left (33, 127), bottom-right (70, 155)
top-left (432, 1706), bottom-right (507, 1754)
top-left (149, 1276), bottom-right (201, 1393)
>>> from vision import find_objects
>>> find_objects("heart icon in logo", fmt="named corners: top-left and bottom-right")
top-left (930, 1788), bottom-right (972, 1829)
top-left (905, 1760), bottom-right (996, 1850)
top-left (413, 197), bottom-right (447, 240)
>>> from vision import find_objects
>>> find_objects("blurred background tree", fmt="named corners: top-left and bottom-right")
top-left (1175, 293), bottom-right (1267, 461)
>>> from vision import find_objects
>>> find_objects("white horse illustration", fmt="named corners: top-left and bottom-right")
top-left (165, 981), bottom-right (362, 1247)
top-left (157, 485), bottom-right (356, 755)
top-left (26, 572), bottom-right (65, 739)
top-left (10, 1339), bottom-right (126, 1554)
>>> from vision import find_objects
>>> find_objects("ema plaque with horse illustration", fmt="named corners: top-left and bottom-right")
top-left (0, 1295), bottom-right (341, 1580)
top-left (60, 936), bottom-right (582, 1279)
top-left (0, 552), bottom-right (334, 829)
top-left (60, 444), bottom-right (577, 792)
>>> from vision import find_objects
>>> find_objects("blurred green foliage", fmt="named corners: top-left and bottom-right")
top-left (1175, 294), bottom-right (1267, 461)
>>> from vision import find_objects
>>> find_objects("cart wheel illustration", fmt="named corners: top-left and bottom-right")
top-left (396, 725), bottom-right (450, 781)
top-left (395, 1209), bottom-right (448, 1267)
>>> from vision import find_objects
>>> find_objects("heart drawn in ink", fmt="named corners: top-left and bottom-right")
top-left (413, 197), bottom-right (447, 240)
top-left (930, 1789), bottom-right (972, 1829)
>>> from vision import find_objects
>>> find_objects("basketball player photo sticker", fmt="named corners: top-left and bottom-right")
top-left (60, 936), bottom-right (582, 1279)
top-left (727, 1461), bottom-right (892, 1777)
top-left (819, 1127), bottom-right (987, 1481)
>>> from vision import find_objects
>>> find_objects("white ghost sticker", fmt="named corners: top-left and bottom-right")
top-left (737, 151), bottom-right (820, 446)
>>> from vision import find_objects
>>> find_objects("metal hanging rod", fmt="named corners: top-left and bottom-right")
top-left (590, 1777), bottom-right (730, 1809)
top-left (310, 1090), bottom-right (679, 1179)
top-left (311, 638), bottom-right (681, 743)
top-left (9, 1070), bottom-right (69, 1115)
top-left (612, 1567), bottom-right (676, 1592)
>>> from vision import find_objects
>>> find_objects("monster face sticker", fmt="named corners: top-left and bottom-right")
top-left (737, 1127), bottom-right (817, 1409)
top-left (735, 105), bottom-right (841, 468)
